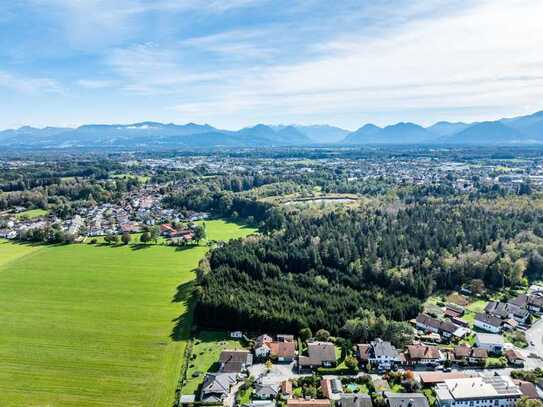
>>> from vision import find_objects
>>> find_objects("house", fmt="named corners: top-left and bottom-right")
top-left (0, 229), bottom-right (17, 239)
top-left (254, 335), bottom-right (296, 362)
top-left (450, 317), bottom-right (469, 328)
top-left (485, 301), bottom-right (530, 323)
top-left (287, 399), bottom-right (331, 407)
top-left (445, 303), bottom-right (465, 317)
top-left (254, 334), bottom-right (273, 358)
top-left (512, 380), bottom-right (541, 400)
top-left (384, 392), bottom-right (429, 407)
top-left (199, 373), bottom-right (237, 402)
top-left (453, 345), bottom-right (487, 365)
top-left (356, 338), bottom-right (402, 370)
top-left (321, 379), bottom-right (333, 399)
top-left (321, 379), bottom-right (343, 399)
top-left (219, 350), bottom-right (253, 373)
top-left (435, 376), bottom-right (522, 407)
top-left (509, 294), bottom-right (543, 314)
top-left (268, 341), bottom-right (296, 362)
top-left (254, 383), bottom-right (280, 400)
top-left (474, 313), bottom-right (502, 333)
top-left (415, 314), bottom-right (465, 339)
top-left (298, 341), bottom-right (337, 369)
top-left (159, 223), bottom-right (177, 237)
top-left (504, 349), bottom-right (525, 366)
top-left (406, 344), bottom-right (442, 365)
top-left (336, 393), bottom-right (373, 407)
top-left (475, 333), bottom-right (504, 354)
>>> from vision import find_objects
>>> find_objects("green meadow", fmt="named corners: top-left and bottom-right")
top-left (15, 208), bottom-right (48, 219)
top-left (0, 220), bottom-right (255, 407)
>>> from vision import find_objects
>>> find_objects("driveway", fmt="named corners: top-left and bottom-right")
top-left (248, 362), bottom-right (307, 385)
top-left (225, 380), bottom-right (245, 407)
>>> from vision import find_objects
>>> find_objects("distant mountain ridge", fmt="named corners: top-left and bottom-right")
top-left (2, 110), bottom-right (543, 149)
top-left (343, 110), bottom-right (543, 145)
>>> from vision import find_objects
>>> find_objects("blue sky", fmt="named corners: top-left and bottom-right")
top-left (1, 0), bottom-right (542, 130)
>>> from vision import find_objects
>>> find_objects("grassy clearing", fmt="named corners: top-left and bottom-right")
top-left (15, 208), bottom-right (48, 219)
top-left (183, 331), bottom-right (247, 396)
top-left (197, 219), bottom-right (256, 242)
top-left (0, 219), bottom-right (254, 407)
top-left (467, 300), bottom-right (488, 313)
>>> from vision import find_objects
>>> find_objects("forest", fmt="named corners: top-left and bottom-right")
top-left (195, 198), bottom-right (543, 335)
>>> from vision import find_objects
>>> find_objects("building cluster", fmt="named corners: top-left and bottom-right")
top-left (0, 185), bottom-right (209, 242)
top-left (191, 325), bottom-right (539, 407)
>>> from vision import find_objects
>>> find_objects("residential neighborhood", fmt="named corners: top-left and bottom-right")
top-left (178, 283), bottom-right (543, 407)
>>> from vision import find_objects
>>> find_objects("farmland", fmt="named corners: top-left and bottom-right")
top-left (0, 220), bottom-right (255, 407)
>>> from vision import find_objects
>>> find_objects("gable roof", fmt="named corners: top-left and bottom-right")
top-left (416, 314), bottom-right (457, 334)
top-left (268, 341), bottom-right (296, 358)
top-left (219, 350), bottom-right (251, 364)
top-left (371, 339), bottom-right (400, 359)
top-left (384, 392), bottom-right (429, 407)
top-left (307, 341), bottom-right (336, 363)
top-left (201, 373), bottom-right (237, 400)
top-left (485, 301), bottom-right (529, 319)
top-left (407, 344), bottom-right (440, 360)
top-left (504, 349), bottom-right (525, 362)
top-left (255, 383), bottom-right (280, 398)
top-left (513, 380), bottom-right (540, 400)
top-left (337, 393), bottom-right (373, 407)
top-left (475, 332), bottom-right (504, 345)
top-left (475, 313), bottom-right (502, 328)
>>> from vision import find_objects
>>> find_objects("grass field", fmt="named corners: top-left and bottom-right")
top-left (0, 220), bottom-right (255, 407)
top-left (15, 208), bottom-right (48, 219)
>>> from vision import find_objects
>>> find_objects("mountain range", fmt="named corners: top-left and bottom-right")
top-left (2, 110), bottom-right (543, 149)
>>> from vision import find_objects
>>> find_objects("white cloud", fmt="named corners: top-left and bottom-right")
top-left (169, 0), bottom-right (543, 127)
top-left (0, 71), bottom-right (61, 94)
top-left (76, 79), bottom-right (118, 89)
top-left (106, 43), bottom-right (225, 94)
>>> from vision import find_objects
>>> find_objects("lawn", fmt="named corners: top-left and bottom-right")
top-left (15, 208), bottom-right (48, 219)
top-left (0, 219), bottom-right (255, 407)
top-left (466, 299), bottom-right (487, 313)
top-left (183, 331), bottom-right (247, 396)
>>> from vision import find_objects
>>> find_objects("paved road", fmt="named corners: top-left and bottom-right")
top-left (522, 318), bottom-right (543, 369)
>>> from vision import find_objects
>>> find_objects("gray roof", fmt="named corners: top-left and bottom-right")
top-left (255, 383), bottom-right (280, 398)
top-left (299, 341), bottom-right (337, 365)
top-left (475, 333), bottom-right (504, 345)
top-left (416, 314), bottom-right (457, 334)
top-left (371, 338), bottom-right (400, 359)
top-left (200, 373), bottom-right (237, 401)
top-left (337, 393), bottom-right (373, 407)
top-left (485, 301), bottom-right (529, 319)
top-left (475, 313), bottom-right (502, 327)
top-left (384, 392), bottom-right (429, 407)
